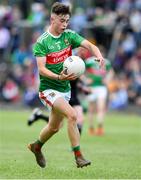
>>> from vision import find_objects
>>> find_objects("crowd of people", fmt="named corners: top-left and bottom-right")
top-left (0, 0), bottom-right (140, 169)
top-left (0, 0), bottom-right (141, 110)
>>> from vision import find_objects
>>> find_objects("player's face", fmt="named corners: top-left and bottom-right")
top-left (51, 14), bottom-right (70, 35)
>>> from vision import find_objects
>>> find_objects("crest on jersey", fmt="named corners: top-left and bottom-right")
top-left (49, 92), bottom-right (56, 97)
top-left (64, 39), bottom-right (69, 46)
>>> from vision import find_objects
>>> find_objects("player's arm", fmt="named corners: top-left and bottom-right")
top-left (36, 56), bottom-right (59, 80)
top-left (36, 56), bottom-right (77, 80)
top-left (80, 39), bottom-right (104, 67)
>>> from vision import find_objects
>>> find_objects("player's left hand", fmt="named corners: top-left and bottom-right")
top-left (59, 70), bottom-right (78, 81)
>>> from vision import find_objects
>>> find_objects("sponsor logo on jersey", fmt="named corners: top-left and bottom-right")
top-left (48, 42), bottom-right (61, 50)
top-left (48, 45), bottom-right (54, 50)
top-left (46, 46), bottom-right (72, 64)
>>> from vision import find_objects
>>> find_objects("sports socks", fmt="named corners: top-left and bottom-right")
top-left (34, 140), bottom-right (44, 150)
top-left (72, 146), bottom-right (82, 157)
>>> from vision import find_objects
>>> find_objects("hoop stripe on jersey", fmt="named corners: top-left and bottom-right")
top-left (37, 32), bottom-right (49, 43)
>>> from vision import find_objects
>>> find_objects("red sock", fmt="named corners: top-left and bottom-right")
top-left (72, 146), bottom-right (82, 157)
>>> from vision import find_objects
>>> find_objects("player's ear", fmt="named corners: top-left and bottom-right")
top-left (50, 16), bottom-right (53, 22)
top-left (50, 14), bottom-right (55, 22)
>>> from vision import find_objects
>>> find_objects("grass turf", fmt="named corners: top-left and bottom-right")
top-left (0, 109), bottom-right (141, 179)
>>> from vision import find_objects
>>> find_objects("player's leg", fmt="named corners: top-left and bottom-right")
top-left (28, 108), bottom-right (64, 168)
top-left (87, 101), bottom-right (95, 135)
top-left (95, 97), bottom-right (107, 135)
top-left (27, 108), bottom-right (42, 125)
top-left (69, 88), bottom-right (84, 135)
top-left (39, 109), bottom-right (64, 142)
top-left (95, 87), bottom-right (108, 135)
top-left (87, 91), bottom-right (96, 135)
top-left (28, 89), bottom-right (90, 168)
top-left (53, 97), bottom-right (91, 168)
top-left (39, 114), bottom-right (49, 122)
top-left (28, 89), bottom-right (65, 168)
top-left (73, 105), bottom-right (84, 135)
top-left (53, 97), bottom-right (80, 147)
top-left (27, 108), bottom-right (49, 126)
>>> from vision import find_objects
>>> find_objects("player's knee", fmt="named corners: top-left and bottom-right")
top-left (49, 126), bottom-right (59, 133)
top-left (67, 110), bottom-right (77, 123)
top-left (52, 127), bottom-right (59, 133)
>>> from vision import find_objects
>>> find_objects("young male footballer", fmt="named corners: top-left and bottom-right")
top-left (28, 2), bottom-right (104, 168)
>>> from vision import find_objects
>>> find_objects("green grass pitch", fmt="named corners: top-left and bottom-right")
top-left (0, 109), bottom-right (141, 179)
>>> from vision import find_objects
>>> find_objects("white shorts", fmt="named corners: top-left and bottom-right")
top-left (39, 89), bottom-right (71, 110)
top-left (87, 86), bottom-right (108, 102)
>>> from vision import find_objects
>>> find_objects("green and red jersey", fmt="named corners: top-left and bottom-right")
top-left (85, 57), bottom-right (112, 87)
top-left (33, 29), bottom-right (84, 92)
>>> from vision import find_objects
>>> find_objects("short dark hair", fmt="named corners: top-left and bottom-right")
top-left (51, 2), bottom-right (71, 16)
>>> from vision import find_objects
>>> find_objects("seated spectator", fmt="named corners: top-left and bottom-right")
top-left (0, 20), bottom-right (10, 60)
top-left (23, 87), bottom-right (41, 107)
top-left (108, 74), bottom-right (128, 110)
top-left (127, 58), bottom-right (141, 107)
top-left (12, 44), bottom-right (31, 65)
top-left (1, 77), bottom-right (20, 102)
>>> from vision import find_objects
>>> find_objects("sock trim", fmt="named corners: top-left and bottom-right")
top-left (72, 145), bottom-right (80, 151)
top-left (36, 140), bottom-right (44, 147)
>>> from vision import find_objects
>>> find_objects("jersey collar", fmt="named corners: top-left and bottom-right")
top-left (47, 28), bottom-right (62, 38)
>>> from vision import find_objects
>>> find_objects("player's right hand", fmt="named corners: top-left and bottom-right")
top-left (59, 70), bottom-right (78, 81)
top-left (94, 57), bottom-right (105, 69)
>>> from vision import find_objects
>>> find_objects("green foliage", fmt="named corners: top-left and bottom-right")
top-left (0, 110), bottom-right (141, 179)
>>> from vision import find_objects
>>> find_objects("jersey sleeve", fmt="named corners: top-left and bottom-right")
top-left (69, 30), bottom-right (85, 49)
top-left (33, 41), bottom-right (47, 57)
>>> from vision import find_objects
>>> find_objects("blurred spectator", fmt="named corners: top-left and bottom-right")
top-left (120, 32), bottom-right (136, 58)
top-left (12, 44), bottom-right (32, 65)
top-left (0, 20), bottom-right (10, 60)
top-left (27, 2), bottom-right (46, 27)
top-left (19, 0), bottom-right (30, 19)
top-left (10, 26), bottom-right (20, 54)
top-left (21, 60), bottom-right (39, 107)
top-left (70, 7), bottom-right (87, 33)
top-left (108, 73), bottom-right (128, 110)
top-left (113, 47), bottom-right (127, 72)
top-left (134, 0), bottom-right (141, 11)
top-left (0, 0), bottom-right (141, 110)
top-left (116, 0), bottom-right (132, 13)
top-left (11, 4), bottom-right (22, 22)
top-left (23, 87), bottom-right (40, 107)
top-left (129, 9), bottom-right (141, 47)
top-left (1, 77), bottom-right (20, 103)
top-left (93, 7), bottom-right (117, 48)
top-left (136, 47), bottom-right (141, 61)
top-left (127, 57), bottom-right (141, 106)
